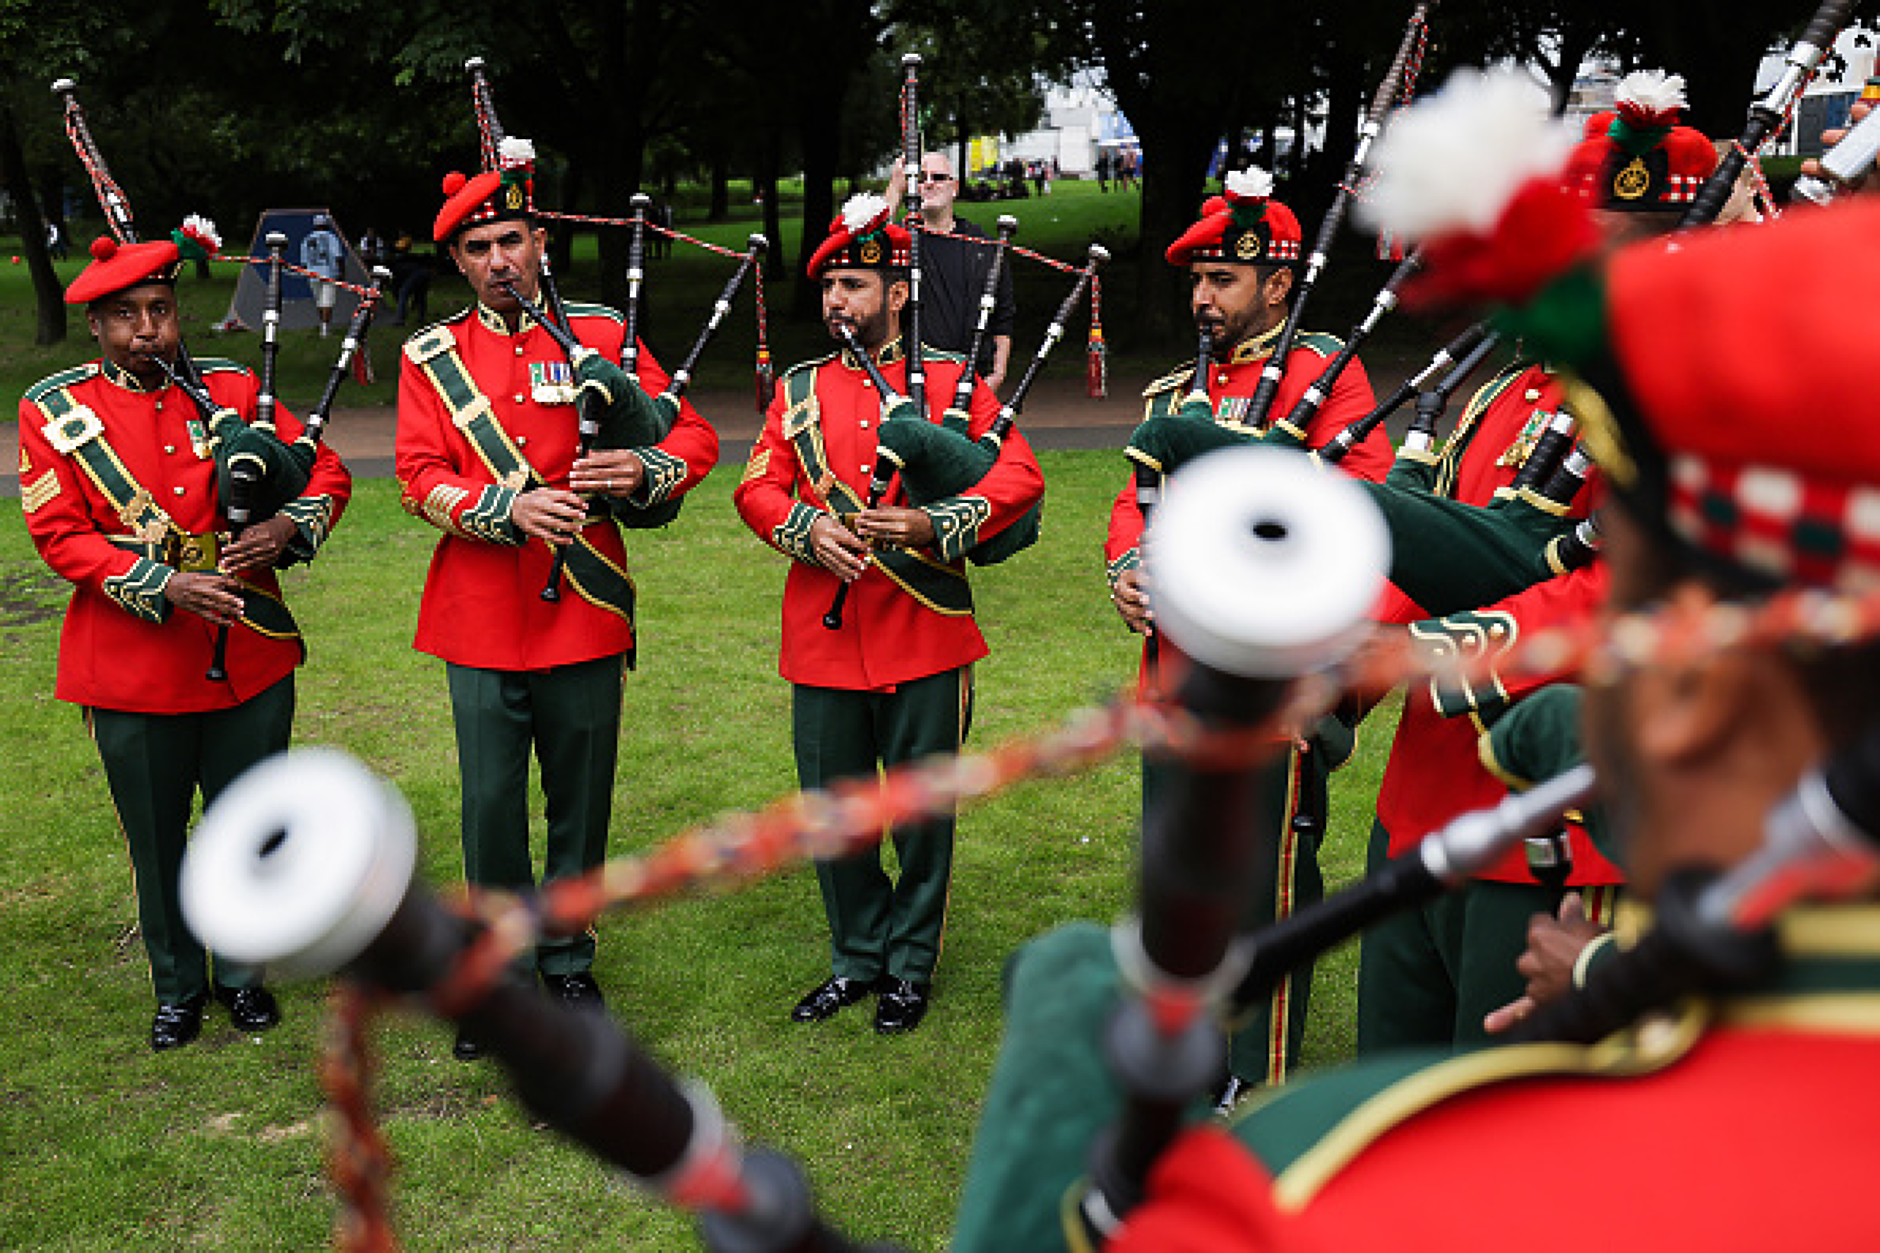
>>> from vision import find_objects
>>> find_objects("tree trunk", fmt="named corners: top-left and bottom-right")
top-left (794, 93), bottom-right (843, 320)
top-left (757, 121), bottom-right (785, 281)
top-left (709, 149), bottom-right (729, 222)
top-left (0, 100), bottom-right (66, 346)
top-left (1132, 115), bottom-right (1218, 349)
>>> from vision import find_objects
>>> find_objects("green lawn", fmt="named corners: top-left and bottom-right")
top-left (0, 450), bottom-right (1393, 1249)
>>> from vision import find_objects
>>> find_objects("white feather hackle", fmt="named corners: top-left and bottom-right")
top-left (842, 192), bottom-right (889, 232)
top-left (180, 213), bottom-right (221, 253)
top-left (498, 136), bottom-right (536, 166)
top-left (1355, 67), bottom-right (1578, 242)
top-left (1224, 166), bottom-right (1274, 201)
top-left (1615, 70), bottom-right (1688, 120)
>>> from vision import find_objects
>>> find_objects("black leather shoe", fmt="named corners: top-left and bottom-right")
top-left (214, 983), bottom-right (282, 1033)
top-left (790, 975), bottom-right (879, 1023)
top-left (151, 994), bottom-right (206, 1052)
top-left (541, 972), bottom-right (605, 1013)
top-left (452, 1027), bottom-right (484, 1061)
top-left (1213, 1073), bottom-right (1255, 1115)
top-left (873, 978), bottom-right (931, 1035)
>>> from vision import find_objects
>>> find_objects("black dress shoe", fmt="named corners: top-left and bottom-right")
top-left (541, 972), bottom-right (605, 1013)
top-left (214, 983), bottom-right (282, 1033)
top-left (452, 1027), bottom-right (484, 1061)
top-left (873, 978), bottom-right (931, 1035)
top-left (790, 975), bottom-right (879, 1023)
top-left (151, 994), bottom-right (206, 1052)
top-left (1213, 1073), bottom-right (1255, 1115)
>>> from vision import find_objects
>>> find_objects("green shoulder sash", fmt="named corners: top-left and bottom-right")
top-left (781, 364), bottom-right (973, 617)
top-left (32, 380), bottom-right (299, 641)
top-left (405, 326), bottom-right (638, 627)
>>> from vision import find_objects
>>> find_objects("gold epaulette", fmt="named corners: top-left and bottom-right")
top-left (1293, 330), bottom-right (1344, 359)
top-left (1141, 363), bottom-right (1196, 399)
top-left (403, 323), bottom-right (458, 364)
top-left (561, 300), bottom-right (624, 325)
top-left (22, 363), bottom-right (99, 407)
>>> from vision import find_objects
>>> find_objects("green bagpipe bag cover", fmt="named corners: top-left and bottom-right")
top-left (954, 923), bottom-right (1167, 1253)
top-left (875, 405), bottom-right (1041, 566)
top-left (1358, 479), bottom-right (1578, 617)
top-left (575, 354), bottom-right (685, 530)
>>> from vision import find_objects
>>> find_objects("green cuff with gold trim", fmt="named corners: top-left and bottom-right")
top-left (462, 484), bottom-right (525, 545)
top-left (277, 495), bottom-right (340, 565)
top-left (1409, 609), bottom-right (1518, 722)
top-left (103, 557), bottom-right (175, 623)
top-left (628, 447), bottom-right (687, 508)
top-left (923, 496), bottom-right (994, 564)
top-left (773, 502), bottom-right (825, 565)
top-left (1107, 546), bottom-right (1140, 594)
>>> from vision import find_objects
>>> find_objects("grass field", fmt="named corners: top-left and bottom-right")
top-left (0, 448), bottom-right (1396, 1249)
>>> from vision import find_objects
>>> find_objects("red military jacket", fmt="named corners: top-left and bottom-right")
top-left (395, 302), bottom-right (717, 671)
top-left (733, 339), bottom-right (1044, 690)
top-left (18, 355), bottom-right (352, 714)
top-left (1373, 362), bottom-right (1618, 884)
top-left (1113, 905), bottom-right (1880, 1252)
top-left (1104, 321), bottom-right (1394, 587)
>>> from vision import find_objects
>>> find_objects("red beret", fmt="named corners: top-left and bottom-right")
top-left (807, 196), bottom-right (911, 280)
top-left (1563, 110), bottom-right (1717, 212)
top-left (66, 236), bottom-right (181, 305)
top-left (1596, 200), bottom-right (1880, 592)
top-left (1165, 184), bottom-right (1301, 267)
top-left (434, 137), bottom-right (538, 242)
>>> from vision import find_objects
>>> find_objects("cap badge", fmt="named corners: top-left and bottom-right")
top-left (1613, 157), bottom-right (1650, 201)
top-left (1234, 232), bottom-right (1262, 261)
top-left (858, 236), bottom-right (883, 265)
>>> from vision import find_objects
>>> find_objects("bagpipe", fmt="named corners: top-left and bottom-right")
top-left (51, 75), bottom-right (388, 677)
top-left (1506, 722), bottom-right (1880, 1047)
top-left (813, 51), bottom-right (1109, 618)
top-left (179, 749), bottom-right (897, 1253)
top-left (461, 58), bottom-right (770, 602)
top-left (866, 241), bottom-right (1108, 568)
top-left (1235, 0), bottom-right (1434, 431)
top-left (1683, 0), bottom-right (1855, 227)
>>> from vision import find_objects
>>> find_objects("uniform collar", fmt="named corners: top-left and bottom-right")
top-left (475, 301), bottom-right (539, 336)
top-left (840, 334), bottom-right (905, 370)
top-left (1225, 319), bottom-right (1286, 365)
top-left (99, 357), bottom-right (161, 393)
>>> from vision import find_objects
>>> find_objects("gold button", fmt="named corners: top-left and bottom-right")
top-left (1524, 389), bottom-right (1542, 402)
top-left (859, 420), bottom-right (870, 429)
top-left (514, 393), bottom-right (526, 403)
top-left (163, 444), bottom-right (176, 454)
top-left (172, 486), bottom-right (185, 497)
top-left (516, 436), bottom-right (528, 446)
top-left (515, 345), bottom-right (525, 356)
top-left (1489, 623), bottom-right (1508, 639)
top-left (155, 400), bottom-right (164, 411)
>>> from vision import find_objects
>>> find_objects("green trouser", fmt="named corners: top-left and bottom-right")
top-left (446, 655), bottom-right (624, 977)
top-left (1354, 816), bottom-right (1555, 1053)
top-left (792, 667), bottom-right (973, 985)
top-left (1141, 727), bottom-right (1334, 1088)
top-left (86, 674), bottom-right (296, 1004)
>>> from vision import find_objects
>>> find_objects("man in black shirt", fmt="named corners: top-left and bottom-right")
top-left (887, 152), bottom-right (1015, 394)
